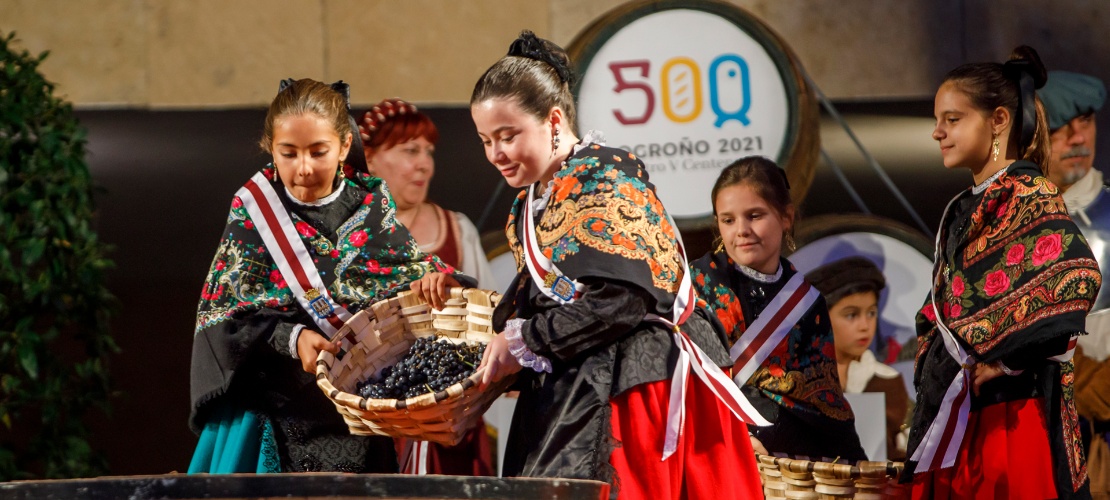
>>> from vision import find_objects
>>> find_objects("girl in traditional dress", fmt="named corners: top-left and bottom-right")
top-left (805, 256), bottom-right (910, 461)
top-left (906, 46), bottom-right (1101, 499)
top-left (359, 99), bottom-right (496, 476)
top-left (688, 156), bottom-right (867, 462)
top-left (189, 79), bottom-right (467, 474)
top-left (470, 31), bottom-right (763, 499)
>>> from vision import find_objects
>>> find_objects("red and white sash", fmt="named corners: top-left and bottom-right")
top-left (729, 273), bottom-right (821, 386)
top-left (235, 172), bottom-right (352, 340)
top-left (910, 193), bottom-right (1077, 473)
top-left (521, 183), bottom-right (768, 461)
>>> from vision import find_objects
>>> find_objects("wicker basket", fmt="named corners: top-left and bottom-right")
top-left (756, 454), bottom-right (909, 499)
top-left (315, 287), bottom-right (515, 446)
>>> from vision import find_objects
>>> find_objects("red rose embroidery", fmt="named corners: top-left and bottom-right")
top-left (768, 365), bottom-right (785, 377)
top-left (269, 269), bottom-right (287, 289)
top-left (231, 197), bottom-right (243, 209)
top-left (996, 201), bottom-right (1008, 217)
top-left (244, 220), bottom-right (254, 230)
top-left (983, 270), bottom-right (1011, 297)
top-left (922, 305), bottom-right (937, 322)
top-left (1031, 233), bottom-right (1063, 266)
top-left (951, 275), bottom-right (965, 297)
top-left (950, 303), bottom-right (963, 318)
top-left (349, 230), bottom-right (368, 247)
top-left (363, 193), bottom-right (374, 205)
top-left (330, 249), bottom-right (340, 258)
top-left (1006, 244), bottom-right (1025, 266)
top-left (295, 221), bottom-right (317, 238)
top-left (366, 259), bottom-right (380, 272)
top-left (215, 260), bottom-right (226, 271)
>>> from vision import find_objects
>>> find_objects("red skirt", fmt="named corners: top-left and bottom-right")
top-left (911, 397), bottom-right (1057, 499)
top-left (608, 374), bottom-right (763, 500)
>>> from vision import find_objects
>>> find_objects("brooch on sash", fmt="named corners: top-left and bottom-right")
top-left (304, 288), bottom-right (334, 320)
top-left (543, 272), bottom-right (577, 302)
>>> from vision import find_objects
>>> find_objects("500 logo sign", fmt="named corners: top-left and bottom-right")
top-left (574, 7), bottom-right (798, 220)
top-left (609, 54), bottom-right (753, 127)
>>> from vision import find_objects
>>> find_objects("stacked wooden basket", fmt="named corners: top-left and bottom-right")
top-left (756, 454), bottom-right (908, 499)
top-left (315, 287), bottom-right (514, 446)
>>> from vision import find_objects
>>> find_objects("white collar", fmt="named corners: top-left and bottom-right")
top-left (845, 349), bottom-right (901, 394)
top-left (735, 262), bottom-right (782, 283)
top-left (972, 166), bottom-right (1008, 195)
top-left (285, 180), bottom-right (346, 207)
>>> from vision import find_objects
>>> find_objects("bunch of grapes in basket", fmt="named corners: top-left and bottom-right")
top-left (356, 336), bottom-right (487, 400)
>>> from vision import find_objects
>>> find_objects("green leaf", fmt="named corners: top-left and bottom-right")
top-left (21, 238), bottom-right (44, 266)
top-left (17, 341), bottom-right (37, 379)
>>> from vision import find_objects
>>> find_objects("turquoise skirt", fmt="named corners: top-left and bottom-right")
top-left (188, 402), bottom-right (281, 473)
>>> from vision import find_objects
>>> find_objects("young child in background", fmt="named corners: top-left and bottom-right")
top-left (806, 256), bottom-right (910, 460)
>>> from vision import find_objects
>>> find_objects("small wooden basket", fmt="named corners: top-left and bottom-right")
top-left (756, 454), bottom-right (908, 500)
top-left (315, 287), bottom-right (514, 446)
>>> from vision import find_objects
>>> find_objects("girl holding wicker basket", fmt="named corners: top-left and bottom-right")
top-left (464, 30), bottom-right (763, 499)
top-left (189, 78), bottom-right (469, 474)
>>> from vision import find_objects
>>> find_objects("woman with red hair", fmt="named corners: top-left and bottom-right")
top-left (360, 99), bottom-right (494, 290)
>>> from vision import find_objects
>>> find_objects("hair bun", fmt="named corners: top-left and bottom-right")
top-left (1006, 45), bottom-right (1048, 89)
top-left (507, 30), bottom-right (573, 84)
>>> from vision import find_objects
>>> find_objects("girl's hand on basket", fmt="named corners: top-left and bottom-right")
top-left (411, 272), bottom-right (460, 310)
top-left (297, 329), bottom-right (342, 374)
top-left (478, 333), bottom-right (522, 390)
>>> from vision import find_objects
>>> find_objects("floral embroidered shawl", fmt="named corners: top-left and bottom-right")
top-left (190, 164), bottom-right (453, 431)
top-left (504, 142), bottom-right (687, 316)
top-left (690, 250), bottom-right (866, 461)
top-left (907, 160), bottom-right (1101, 496)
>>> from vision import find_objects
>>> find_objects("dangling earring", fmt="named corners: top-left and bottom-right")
top-left (551, 126), bottom-right (561, 157)
top-left (785, 233), bottom-right (797, 253)
top-left (713, 236), bottom-right (724, 253)
top-left (992, 134), bottom-right (1000, 162)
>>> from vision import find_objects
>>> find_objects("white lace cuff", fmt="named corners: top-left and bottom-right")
top-left (289, 324), bottom-right (307, 360)
top-left (503, 318), bottom-right (552, 373)
top-left (998, 361), bottom-right (1023, 376)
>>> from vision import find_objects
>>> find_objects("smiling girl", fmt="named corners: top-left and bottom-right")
top-left (470, 31), bottom-right (762, 499)
top-left (689, 156), bottom-right (867, 463)
top-left (906, 46), bottom-right (1101, 499)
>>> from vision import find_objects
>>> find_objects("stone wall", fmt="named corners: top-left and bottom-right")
top-left (4, 0), bottom-right (1108, 107)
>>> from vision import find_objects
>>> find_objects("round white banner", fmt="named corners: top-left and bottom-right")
top-left (576, 8), bottom-right (793, 220)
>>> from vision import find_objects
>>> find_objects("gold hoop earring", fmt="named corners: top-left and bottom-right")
top-left (992, 135), bottom-right (1000, 162)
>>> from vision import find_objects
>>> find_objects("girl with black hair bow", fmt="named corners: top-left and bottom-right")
top-left (907, 46), bottom-right (1101, 499)
top-left (189, 79), bottom-right (470, 474)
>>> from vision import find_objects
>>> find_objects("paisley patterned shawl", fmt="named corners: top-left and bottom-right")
top-left (190, 164), bottom-right (453, 429)
top-left (689, 250), bottom-right (854, 423)
top-left (504, 143), bottom-right (685, 313)
top-left (908, 160), bottom-right (1101, 494)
